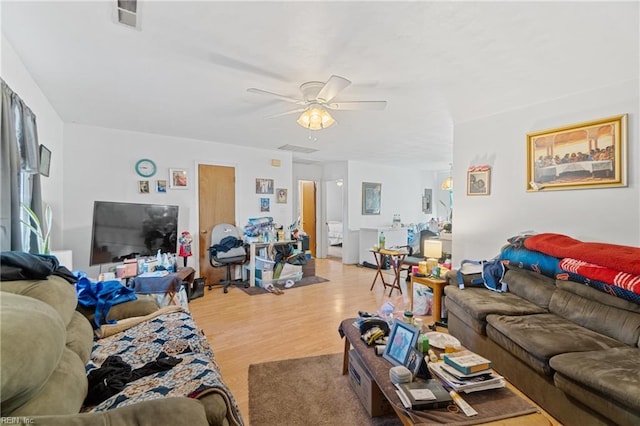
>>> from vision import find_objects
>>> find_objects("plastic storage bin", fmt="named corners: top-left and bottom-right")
top-left (255, 257), bottom-right (275, 270)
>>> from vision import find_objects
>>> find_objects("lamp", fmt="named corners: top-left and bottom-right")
top-left (297, 103), bottom-right (335, 130)
top-left (441, 176), bottom-right (453, 191)
top-left (423, 239), bottom-right (442, 274)
top-left (441, 163), bottom-right (453, 190)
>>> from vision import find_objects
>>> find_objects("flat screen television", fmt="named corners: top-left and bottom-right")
top-left (90, 201), bottom-right (179, 265)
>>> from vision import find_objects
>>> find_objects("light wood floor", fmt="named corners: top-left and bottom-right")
top-left (189, 259), bottom-right (561, 425)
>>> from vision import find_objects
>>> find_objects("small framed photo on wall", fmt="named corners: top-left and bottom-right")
top-left (39, 145), bottom-right (51, 177)
top-left (256, 178), bottom-right (274, 194)
top-left (138, 180), bottom-right (150, 194)
top-left (362, 182), bottom-right (382, 215)
top-left (467, 166), bottom-right (491, 196)
top-left (169, 168), bottom-right (188, 189)
top-left (156, 180), bottom-right (167, 193)
top-left (276, 188), bottom-right (287, 203)
top-left (260, 198), bottom-right (270, 212)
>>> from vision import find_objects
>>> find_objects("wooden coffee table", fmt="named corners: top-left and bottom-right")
top-left (339, 318), bottom-right (551, 426)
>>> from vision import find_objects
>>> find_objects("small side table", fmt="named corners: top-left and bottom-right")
top-left (130, 267), bottom-right (195, 306)
top-left (369, 249), bottom-right (408, 296)
top-left (410, 274), bottom-right (447, 323)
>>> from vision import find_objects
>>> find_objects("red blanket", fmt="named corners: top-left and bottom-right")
top-left (524, 233), bottom-right (640, 276)
top-left (559, 258), bottom-right (640, 295)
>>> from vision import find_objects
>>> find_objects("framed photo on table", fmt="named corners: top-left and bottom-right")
top-left (383, 321), bottom-right (419, 367)
top-left (405, 347), bottom-right (424, 378)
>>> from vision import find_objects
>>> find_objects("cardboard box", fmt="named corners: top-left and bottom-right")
top-left (301, 257), bottom-right (315, 276)
top-left (348, 350), bottom-right (394, 417)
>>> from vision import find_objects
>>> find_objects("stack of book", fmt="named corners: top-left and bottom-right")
top-left (394, 379), bottom-right (453, 410)
top-left (428, 350), bottom-right (505, 394)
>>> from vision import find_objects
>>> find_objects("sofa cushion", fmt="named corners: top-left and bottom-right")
top-left (0, 276), bottom-right (77, 326)
top-left (444, 286), bottom-right (547, 332)
top-left (1, 292), bottom-right (66, 415)
top-left (503, 267), bottom-right (556, 309)
top-left (66, 310), bottom-right (95, 364)
top-left (486, 313), bottom-right (627, 376)
top-left (549, 347), bottom-right (640, 415)
top-left (27, 397), bottom-right (212, 426)
top-left (550, 280), bottom-right (640, 346)
top-left (76, 294), bottom-right (160, 327)
top-left (11, 347), bottom-right (88, 416)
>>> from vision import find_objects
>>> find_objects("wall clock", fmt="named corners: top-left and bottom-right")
top-left (135, 159), bottom-right (157, 178)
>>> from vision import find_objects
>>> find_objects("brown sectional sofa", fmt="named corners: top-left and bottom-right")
top-left (444, 266), bottom-right (640, 425)
top-left (0, 274), bottom-right (244, 426)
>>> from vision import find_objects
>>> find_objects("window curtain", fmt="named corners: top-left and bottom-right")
top-left (1, 79), bottom-right (42, 252)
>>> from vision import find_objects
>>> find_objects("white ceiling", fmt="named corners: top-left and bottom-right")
top-left (2, 1), bottom-right (637, 170)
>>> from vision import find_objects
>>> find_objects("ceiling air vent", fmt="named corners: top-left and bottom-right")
top-left (115, 0), bottom-right (139, 29)
top-left (278, 144), bottom-right (318, 154)
top-left (293, 158), bottom-right (322, 165)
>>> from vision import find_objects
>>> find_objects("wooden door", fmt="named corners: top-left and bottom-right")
top-left (300, 180), bottom-right (316, 257)
top-left (198, 164), bottom-right (236, 286)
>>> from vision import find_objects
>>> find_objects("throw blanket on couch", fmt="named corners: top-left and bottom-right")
top-left (84, 310), bottom-right (243, 426)
top-left (501, 234), bottom-right (640, 304)
top-left (524, 233), bottom-right (640, 276)
top-left (559, 258), bottom-right (640, 295)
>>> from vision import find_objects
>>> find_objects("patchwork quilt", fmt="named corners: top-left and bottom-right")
top-left (83, 310), bottom-right (243, 425)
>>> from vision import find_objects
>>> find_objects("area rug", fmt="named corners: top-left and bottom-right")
top-left (249, 353), bottom-right (539, 426)
top-left (232, 275), bottom-right (329, 295)
top-left (249, 353), bottom-right (401, 426)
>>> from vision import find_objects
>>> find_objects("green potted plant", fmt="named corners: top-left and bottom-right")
top-left (20, 203), bottom-right (52, 254)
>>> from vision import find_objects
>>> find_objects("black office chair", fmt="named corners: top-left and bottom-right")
top-left (208, 223), bottom-right (248, 293)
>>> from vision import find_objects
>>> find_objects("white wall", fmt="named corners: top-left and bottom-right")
top-left (1, 37), bottom-right (65, 248)
top-left (62, 124), bottom-right (293, 275)
top-left (326, 181), bottom-right (343, 222)
top-left (347, 160), bottom-right (427, 228)
top-left (452, 78), bottom-right (640, 264)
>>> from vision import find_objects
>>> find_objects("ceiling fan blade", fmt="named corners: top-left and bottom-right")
top-left (326, 101), bottom-right (387, 111)
top-left (267, 108), bottom-right (306, 119)
top-left (209, 52), bottom-right (290, 83)
top-left (247, 88), bottom-right (305, 104)
top-left (316, 75), bottom-right (351, 103)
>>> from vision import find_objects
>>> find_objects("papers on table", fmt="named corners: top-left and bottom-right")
top-left (428, 361), bottom-right (505, 394)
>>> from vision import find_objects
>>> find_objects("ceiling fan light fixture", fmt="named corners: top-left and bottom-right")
top-left (296, 104), bottom-right (335, 130)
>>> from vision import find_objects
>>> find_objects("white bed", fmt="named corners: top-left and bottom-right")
top-left (327, 221), bottom-right (343, 246)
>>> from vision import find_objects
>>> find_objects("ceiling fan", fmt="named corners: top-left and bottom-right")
top-left (247, 75), bottom-right (387, 130)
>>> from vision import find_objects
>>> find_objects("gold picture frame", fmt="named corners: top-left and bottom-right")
top-left (526, 114), bottom-right (627, 191)
top-left (467, 166), bottom-right (491, 196)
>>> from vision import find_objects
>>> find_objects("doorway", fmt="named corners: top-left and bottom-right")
top-left (325, 179), bottom-right (344, 260)
top-left (299, 180), bottom-right (316, 258)
top-left (198, 164), bottom-right (236, 287)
